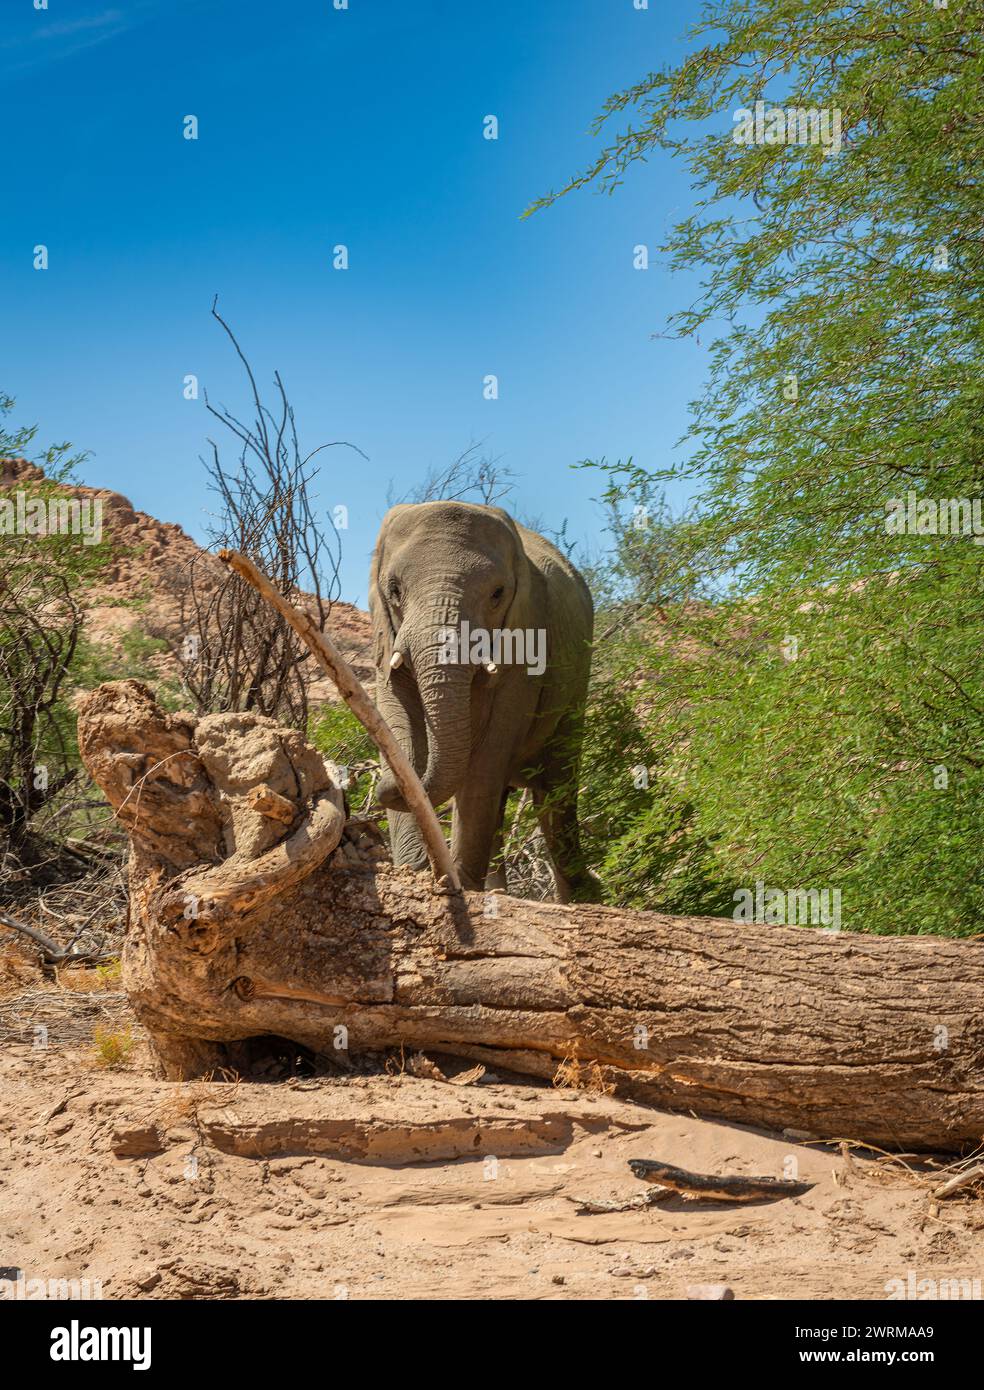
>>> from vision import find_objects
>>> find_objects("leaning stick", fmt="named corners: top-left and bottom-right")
top-left (218, 550), bottom-right (461, 891)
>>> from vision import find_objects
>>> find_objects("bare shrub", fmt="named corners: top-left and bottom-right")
top-left (167, 301), bottom-right (361, 729)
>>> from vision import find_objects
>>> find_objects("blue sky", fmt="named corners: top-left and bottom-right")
top-left (2, 0), bottom-right (710, 604)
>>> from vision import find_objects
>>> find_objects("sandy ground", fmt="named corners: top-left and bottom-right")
top-left (2, 953), bottom-right (983, 1302)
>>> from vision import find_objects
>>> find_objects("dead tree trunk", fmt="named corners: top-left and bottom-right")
top-left (76, 680), bottom-right (984, 1151)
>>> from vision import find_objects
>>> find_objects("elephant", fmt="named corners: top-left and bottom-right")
top-left (369, 500), bottom-right (596, 901)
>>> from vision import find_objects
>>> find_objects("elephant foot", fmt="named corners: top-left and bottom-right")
top-left (484, 865), bottom-right (508, 894)
top-left (555, 868), bottom-right (604, 905)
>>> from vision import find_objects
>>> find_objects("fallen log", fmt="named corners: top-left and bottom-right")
top-left (77, 680), bottom-right (984, 1151)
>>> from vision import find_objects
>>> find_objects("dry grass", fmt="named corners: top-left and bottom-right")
top-left (91, 1025), bottom-right (136, 1069)
top-left (151, 1073), bottom-right (243, 1132)
top-left (56, 960), bottom-right (121, 993)
top-left (385, 1045), bottom-right (409, 1078)
top-left (791, 1136), bottom-right (984, 1210)
top-left (0, 942), bottom-right (40, 1000)
top-left (552, 1041), bottom-right (616, 1096)
top-left (0, 981), bottom-right (137, 1048)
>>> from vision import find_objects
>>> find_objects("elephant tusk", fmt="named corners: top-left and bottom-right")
top-left (390, 651), bottom-right (404, 670)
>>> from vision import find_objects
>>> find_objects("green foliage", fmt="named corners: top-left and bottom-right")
top-left (578, 682), bottom-right (733, 915)
top-left (69, 625), bottom-right (179, 716)
top-left (540, 3), bottom-right (984, 934)
top-left (96, 578), bottom-right (153, 611)
top-left (119, 626), bottom-right (168, 670)
top-left (578, 499), bottom-right (984, 934)
top-left (0, 400), bottom-right (113, 842)
top-left (91, 1026), bottom-right (135, 1070)
top-left (309, 702), bottom-right (377, 809)
top-left (533, 0), bottom-right (984, 586)
top-left (0, 397), bottom-right (183, 852)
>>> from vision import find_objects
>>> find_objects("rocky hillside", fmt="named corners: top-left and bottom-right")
top-left (0, 457), bottom-right (373, 703)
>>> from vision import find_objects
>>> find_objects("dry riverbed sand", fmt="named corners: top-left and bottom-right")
top-left (1, 946), bottom-right (982, 1302)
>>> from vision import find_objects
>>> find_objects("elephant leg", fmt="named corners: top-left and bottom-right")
top-left (450, 780), bottom-right (509, 892)
top-left (482, 789), bottom-right (511, 893)
top-left (531, 732), bottom-right (599, 904)
top-left (387, 808), bottom-right (429, 870)
top-left (374, 658), bottom-right (431, 871)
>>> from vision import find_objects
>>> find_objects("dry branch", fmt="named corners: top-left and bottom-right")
top-left (0, 910), bottom-right (70, 961)
top-left (933, 1163), bottom-right (984, 1200)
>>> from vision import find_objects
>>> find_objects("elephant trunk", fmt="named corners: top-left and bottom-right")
top-left (407, 590), bottom-right (473, 810)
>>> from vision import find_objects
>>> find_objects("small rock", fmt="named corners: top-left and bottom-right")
top-left (133, 1270), bottom-right (161, 1293)
top-left (686, 1283), bottom-right (735, 1301)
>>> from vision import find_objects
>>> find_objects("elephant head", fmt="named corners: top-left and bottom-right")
top-left (370, 502), bottom-right (533, 812)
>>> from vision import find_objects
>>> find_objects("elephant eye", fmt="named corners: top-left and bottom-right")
top-left (388, 579), bottom-right (402, 604)
top-left (491, 586), bottom-right (504, 605)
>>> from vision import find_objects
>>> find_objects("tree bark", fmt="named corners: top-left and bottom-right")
top-left (77, 680), bottom-right (984, 1152)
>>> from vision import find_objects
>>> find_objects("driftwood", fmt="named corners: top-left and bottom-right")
top-left (75, 678), bottom-right (984, 1152)
top-left (627, 1159), bottom-right (813, 1203)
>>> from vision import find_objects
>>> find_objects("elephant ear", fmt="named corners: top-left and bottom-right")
top-left (369, 509), bottom-right (402, 673)
top-left (490, 508), bottom-right (536, 631)
top-left (369, 550), bottom-right (393, 672)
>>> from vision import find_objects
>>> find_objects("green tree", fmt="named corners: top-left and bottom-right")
top-left (0, 399), bottom-right (111, 855)
top-left (532, 2), bottom-right (984, 933)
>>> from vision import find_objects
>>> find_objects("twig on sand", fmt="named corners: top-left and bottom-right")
top-left (934, 1163), bottom-right (984, 1200)
top-left (569, 1188), bottom-right (673, 1215)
